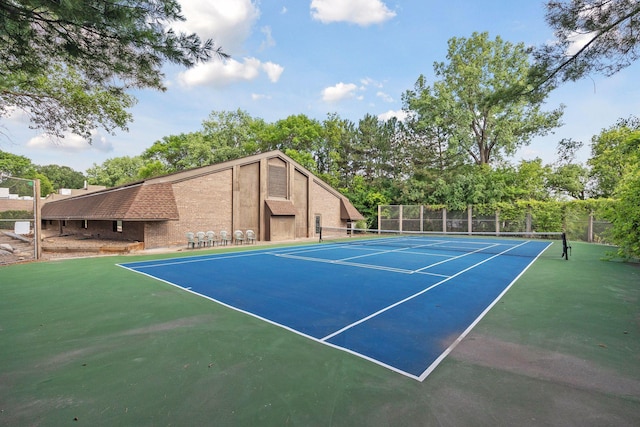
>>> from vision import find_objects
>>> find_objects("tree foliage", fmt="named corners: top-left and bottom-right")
top-left (0, 0), bottom-right (227, 139)
top-left (588, 116), bottom-right (640, 197)
top-left (36, 164), bottom-right (86, 191)
top-left (86, 156), bottom-right (145, 187)
top-left (533, 0), bottom-right (640, 88)
top-left (403, 32), bottom-right (564, 166)
top-left (598, 129), bottom-right (640, 258)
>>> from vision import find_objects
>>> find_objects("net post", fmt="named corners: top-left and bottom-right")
top-left (467, 205), bottom-right (472, 235)
top-left (561, 232), bottom-right (571, 260)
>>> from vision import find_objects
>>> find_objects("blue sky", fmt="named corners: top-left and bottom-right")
top-left (2, 0), bottom-right (639, 173)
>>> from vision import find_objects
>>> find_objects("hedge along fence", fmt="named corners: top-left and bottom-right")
top-left (378, 199), bottom-right (616, 243)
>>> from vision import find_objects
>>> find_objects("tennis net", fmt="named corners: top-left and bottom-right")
top-left (319, 227), bottom-right (564, 258)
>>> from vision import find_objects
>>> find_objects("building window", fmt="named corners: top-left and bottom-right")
top-left (113, 220), bottom-right (123, 233)
top-left (62, 220), bottom-right (67, 227)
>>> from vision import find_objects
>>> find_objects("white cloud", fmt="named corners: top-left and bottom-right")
top-left (566, 31), bottom-right (596, 56)
top-left (178, 57), bottom-right (283, 87)
top-left (174, 0), bottom-right (260, 54)
top-left (262, 61), bottom-right (284, 82)
top-left (1, 108), bottom-right (29, 128)
top-left (251, 93), bottom-right (272, 101)
top-left (310, 0), bottom-right (396, 26)
top-left (321, 82), bottom-right (359, 102)
top-left (360, 77), bottom-right (383, 88)
top-left (377, 109), bottom-right (408, 121)
top-left (26, 130), bottom-right (113, 152)
top-left (259, 26), bottom-right (276, 51)
top-left (376, 91), bottom-right (394, 103)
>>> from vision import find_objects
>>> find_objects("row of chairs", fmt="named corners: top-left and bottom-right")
top-left (186, 230), bottom-right (256, 248)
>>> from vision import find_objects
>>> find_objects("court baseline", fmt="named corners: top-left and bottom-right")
top-left (119, 239), bottom-right (552, 380)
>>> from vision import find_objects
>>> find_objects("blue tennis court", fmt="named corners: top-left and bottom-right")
top-left (119, 236), bottom-right (553, 381)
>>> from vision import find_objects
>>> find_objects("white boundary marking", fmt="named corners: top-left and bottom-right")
top-left (416, 241), bottom-right (554, 381)
top-left (117, 240), bottom-right (553, 382)
top-left (320, 241), bottom-right (530, 342)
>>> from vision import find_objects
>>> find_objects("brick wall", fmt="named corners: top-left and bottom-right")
top-left (311, 180), bottom-right (345, 232)
top-left (152, 169), bottom-right (234, 248)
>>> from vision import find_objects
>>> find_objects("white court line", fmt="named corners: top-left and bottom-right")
top-left (119, 239), bottom-right (551, 382)
top-left (320, 240), bottom-right (531, 342)
top-left (278, 241), bottom-right (502, 277)
top-left (274, 253), bottom-right (451, 277)
top-left (118, 242), bottom-right (340, 270)
top-left (120, 250), bottom-right (265, 269)
top-left (417, 241), bottom-right (554, 381)
top-left (411, 243), bottom-right (500, 273)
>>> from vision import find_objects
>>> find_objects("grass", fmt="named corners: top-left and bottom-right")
top-left (1, 242), bottom-right (639, 426)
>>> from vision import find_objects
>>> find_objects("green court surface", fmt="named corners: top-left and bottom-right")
top-left (1, 242), bottom-right (639, 426)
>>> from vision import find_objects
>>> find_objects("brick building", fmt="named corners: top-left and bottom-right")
top-left (41, 151), bottom-right (363, 248)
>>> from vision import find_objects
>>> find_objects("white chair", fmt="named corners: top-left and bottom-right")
top-left (186, 232), bottom-right (195, 249)
top-left (219, 230), bottom-right (232, 245)
top-left (206, 231), bottom-right (216, 247)
top-left (234, 230), bottom-right (245, 245)
top-left (246, 229), bottom-right (256, 244)
top-left (196, 231), bottom-right (206, 247)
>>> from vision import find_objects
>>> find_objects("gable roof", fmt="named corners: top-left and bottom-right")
top-left (41, 150), bottom-right (363, 222)
top-left (42, 182), bottom-right (179, 221)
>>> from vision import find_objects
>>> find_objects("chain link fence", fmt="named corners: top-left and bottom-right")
top-left (378, 204), bottom-right (612, 243)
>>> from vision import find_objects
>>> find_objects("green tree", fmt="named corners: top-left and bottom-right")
top-left (0, 150), bottom-right (34, 177)
top-left (533, 0), bottom-right (640, 89)
top-left (602, 130), bottom-right (640, 258)
top-left (86, 156), bottom-right (145, 187)
top-left (36, 164), bottom-right (86, 191)
top-left (316, 113), bottom-right (350, 185)
top-left (513, 158), bottom-right (552, 201)
top-left (403, 32), bottom-right (563, 166)
top-left (143, 110), bottom-right (265, 173)
top-left (402, 75), bottom-right (468, 175)
top-left (142, 133), bottom-right (197, 173)
top-left (588, 116), bottom-right (640, 197)
top-left (547, 164), bottom-right (590, 199)
top-left (200, 109), bottom-right (264, 162)
top-left (1, 0), bottom-right (227, 139)
top-left (260, 114), bottom-right (324, 172)
top-left (340, 176), bottom-right (391, 228)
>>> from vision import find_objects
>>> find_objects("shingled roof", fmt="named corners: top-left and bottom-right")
top-left (340, 197), bottom-right (365, 221)
top-left (42, 182), bottom-right (179, 221)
